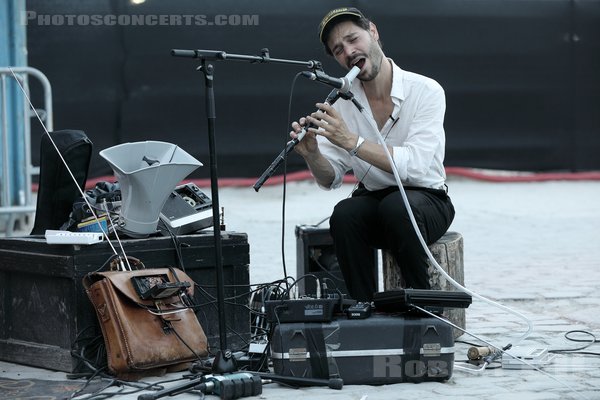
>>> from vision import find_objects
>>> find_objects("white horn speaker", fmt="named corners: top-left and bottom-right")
top-left (99, 141), bottom-right (202, 237)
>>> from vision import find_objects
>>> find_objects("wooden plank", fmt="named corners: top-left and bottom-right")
top-left (0, 249), bottom-right (73, 277)
top-left (0, 339), bottom-right (74, 372)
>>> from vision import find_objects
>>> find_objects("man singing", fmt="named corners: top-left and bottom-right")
top-left (291, 7), bottom-right (455, 301)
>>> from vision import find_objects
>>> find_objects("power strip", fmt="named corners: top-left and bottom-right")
top-left (45, 229), bottom-right (104, 245)
top-left (501, 346), bottom-right (555, 369)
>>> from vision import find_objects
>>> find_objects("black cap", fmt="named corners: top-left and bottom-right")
top-left (318, 7), bottom-right (365, 43)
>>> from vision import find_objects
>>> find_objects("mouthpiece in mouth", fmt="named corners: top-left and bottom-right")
top-left (351, 57), bottom-right (366, 71)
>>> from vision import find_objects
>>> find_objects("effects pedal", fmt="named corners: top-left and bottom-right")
top-left (131, 274), bottom-right (190, 300)
top-left (346, 302), bottom-right (372, 319)
top-left (265, 298), bottom-right (335, 323)
top-left (373, 288), bottom-right (472, 313)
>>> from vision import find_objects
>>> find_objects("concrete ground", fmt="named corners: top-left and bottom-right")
top-left (1, 177), bottom-right (600, 400)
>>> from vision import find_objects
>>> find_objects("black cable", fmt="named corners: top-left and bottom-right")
top-left (158, 219), bottom-right (188, 271)
top-left (242, 282), bottom-right (289, 372)
top-left (91, 254), bottom-right (122, 273)
top-left (279, 71), bottom-right (305, 285)
top-left (281, 274), bottom-right (320, 298)
top-left (197, 279), bottom-right (293, 291)
top-left (549, 329), bottom-right (600, 356)
top-left (69, 343), bottom-right (194, 400)
top-left (310, 251), bottom-right (345, 283)
top-left (168, 321), bottom-right (205, 361)
top-left (321, 277), bottom-right (342, 292)
top-left (564, 329), bottom-right (598, 343)
top-left (455, 339), bottom-right (488, 348)
top-left (69, 325), bottom-right (108, 377)
top-left (193, 283), bottom-right (252, 353)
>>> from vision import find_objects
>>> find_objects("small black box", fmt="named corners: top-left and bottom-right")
top-left (270, 313), bottom-right (454, 385)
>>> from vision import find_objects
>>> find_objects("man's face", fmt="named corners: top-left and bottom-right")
top-left (326, 20), bottom-right (383, 82)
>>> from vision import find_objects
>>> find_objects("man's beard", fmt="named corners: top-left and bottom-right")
top-left (359, 41), bottom-right (383, 82)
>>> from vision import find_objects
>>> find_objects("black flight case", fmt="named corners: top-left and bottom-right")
top-left (270, 312), bottom-right (455, 385)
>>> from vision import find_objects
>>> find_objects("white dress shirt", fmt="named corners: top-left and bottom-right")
top-left (317, 59), bottom-right (447, 191)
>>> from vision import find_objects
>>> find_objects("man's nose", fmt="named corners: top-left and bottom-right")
top-left (344, 46), bottom-right (357, 64)
top-left (344, 45), bottom-right (356, 58)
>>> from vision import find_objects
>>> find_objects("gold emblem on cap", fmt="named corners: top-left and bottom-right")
top-left (319, 7), bottom-right (363, 41)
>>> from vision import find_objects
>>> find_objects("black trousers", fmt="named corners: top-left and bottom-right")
top-left (329, 185), bottom-right (455, 302)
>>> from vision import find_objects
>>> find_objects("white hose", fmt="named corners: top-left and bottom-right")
top-left (358, 108), bottom-right (534, 346)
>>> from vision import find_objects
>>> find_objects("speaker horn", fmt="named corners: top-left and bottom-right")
top-left (99, 141), bottom-right (202, 237)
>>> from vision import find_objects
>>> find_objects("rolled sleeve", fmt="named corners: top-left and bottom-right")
top-left (315, 136), bottom-right (352, 190)
top-left (392, 84), bottom-right (446, 185)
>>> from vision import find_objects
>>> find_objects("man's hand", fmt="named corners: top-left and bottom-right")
top-left (306, 102), bottom-right (358, 152)
top-left (289, 112), bottom-right (336, 188)
top-left (290, 117), bottom-right (319, 157)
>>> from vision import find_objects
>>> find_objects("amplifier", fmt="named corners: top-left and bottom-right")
top-left (295, 225), bottom-right (378, 297)
top-left (270, 313), bottom-right (454, 385)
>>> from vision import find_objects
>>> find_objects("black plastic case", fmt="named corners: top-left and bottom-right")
top-left (270, 313), bottom-right (454, 385)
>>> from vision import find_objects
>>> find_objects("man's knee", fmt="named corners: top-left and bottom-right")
top-left (330, 197), bottom-right (366, 231)
top-left (330, 201), bottom-right (349, 230)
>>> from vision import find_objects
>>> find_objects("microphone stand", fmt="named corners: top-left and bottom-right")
top-left (171, 48), bottom-right (322, 354)
top-left (253, 89), bottom-right (362, 191)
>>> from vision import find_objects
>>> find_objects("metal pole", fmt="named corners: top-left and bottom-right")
top-left (1, 74), bottom-right (10, 208)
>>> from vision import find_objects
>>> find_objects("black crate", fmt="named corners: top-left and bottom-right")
top-left (271, 313), bottom-right (454, 385)
top-left (0, 231), bottom-right (250, 372)
top-left (295, 225), bottom-right (377, 297)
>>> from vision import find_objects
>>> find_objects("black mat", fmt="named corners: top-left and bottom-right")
top-left (0, 377), bottom-right (106, 400)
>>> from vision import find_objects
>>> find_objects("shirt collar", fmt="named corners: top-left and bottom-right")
top-left (349, 58), bottom-right (405, 110)
top-left (389, 59), bottom-right (406, 104)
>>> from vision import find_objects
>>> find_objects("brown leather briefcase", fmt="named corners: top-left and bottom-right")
top-left (83, 267), bottom-right (208, 380)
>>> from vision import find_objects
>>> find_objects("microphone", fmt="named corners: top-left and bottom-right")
top-left (467, 346), bottom-right (503, 363)
top-left (467, 346), bottom-right (494, 360)
top-left (302, 66), bottom-right (360, 94)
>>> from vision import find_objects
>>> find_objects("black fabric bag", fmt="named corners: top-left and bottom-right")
top-left (31, 130), bottom-right (92, 235)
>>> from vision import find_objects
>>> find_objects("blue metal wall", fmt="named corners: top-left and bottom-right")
top-left (0, 0), bottom-right (27, 205)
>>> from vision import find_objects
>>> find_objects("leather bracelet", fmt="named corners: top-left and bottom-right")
top-left (348, 136), bottom-right (365, 157)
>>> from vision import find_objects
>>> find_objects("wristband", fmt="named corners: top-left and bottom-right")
top-left (348, 136), bottom-right (365, 157)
